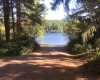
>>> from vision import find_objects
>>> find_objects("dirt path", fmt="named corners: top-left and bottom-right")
top-left (0, 46), bottom-right (99, 80)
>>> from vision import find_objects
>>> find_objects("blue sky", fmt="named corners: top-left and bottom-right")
top-left (40, 0), bottom-right (76, 20)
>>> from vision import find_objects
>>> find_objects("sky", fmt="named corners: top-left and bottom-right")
top-left (40, 0), bottom-right (76, 20)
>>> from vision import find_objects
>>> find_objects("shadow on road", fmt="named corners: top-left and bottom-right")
top-left (0, 46), bottom-right (99, 80)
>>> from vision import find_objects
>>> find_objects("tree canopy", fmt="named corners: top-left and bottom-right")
top-left (0, 0), bottom-right (45, 56)
top-left (51, 1), bottom-right (100, 68)
top-left (0, 0), bottom-right (45, 41)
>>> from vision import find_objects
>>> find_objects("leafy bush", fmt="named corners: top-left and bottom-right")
top-left (0, 48), bottom-right (8, 56)
top-left (73, 43), bottom-right (92, 53)
top-left (67, 38), bottom-right (81, 52)
top-left (0, 35), bottom-right (40, 57)
top-left (67, 38), bottom-right (92, 53)
top-left (93, 51), bottom-right (100, 60)
top-left (72, 43), bottom-right (84, 53)
top-left (93, 38), bottom-right (100, 53)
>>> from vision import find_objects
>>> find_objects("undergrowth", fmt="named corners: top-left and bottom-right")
top-left (0, 35), bottom-right (40, 57)
top-left (81, 58), bottom-right (100, 75)
top-left (67, 38), bottom-right (100, 75)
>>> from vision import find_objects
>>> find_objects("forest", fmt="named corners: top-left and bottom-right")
top-left (0, 0), bottom-right (100, 75)
top-left (0, 0), bottom-right (45, 56)
top-left (52, 0), bottom-right (100, 74)
top-left (44, 20), bottom-right (66, 33)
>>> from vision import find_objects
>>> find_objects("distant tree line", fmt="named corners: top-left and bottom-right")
top-left (44, 20), bottom-right (66, 33)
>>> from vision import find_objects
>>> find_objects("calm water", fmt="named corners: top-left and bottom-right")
top-left (36, 33), bottom-right (69, 46)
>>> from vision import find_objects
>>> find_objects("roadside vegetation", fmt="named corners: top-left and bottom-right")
top-left (65, 21), bottom-right (100, 74)
top-left (62, 0), bottom-right (100, 75)
top-left (49, 0), bottom-right (100, 75)
top-left (1, 0), bottom-right (100, 76)
top-left (0, 0), bottom-right (45, 57)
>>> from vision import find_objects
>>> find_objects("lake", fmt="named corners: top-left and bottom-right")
top-left (36, 33), bottom-right (69, 46)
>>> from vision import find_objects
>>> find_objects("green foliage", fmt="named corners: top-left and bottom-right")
top-left (82, 58), bottom-right (100, 74)
top-left (72, 43), bottom-right (85, 53)
top-left (64, 21), bottom-right (82, 40)
top-left (93, 38), bottom-right (100, 53)
top-left (91, 38), bottom-right (100, 60)
top-left (45, 20), bottom-right (66, 33)
top-left (0, 0), bottom-right (45, 57)
top-left (50, 0), bottom-right (100, 75)
top-left (0, 0), bottom-right (46, 41)
top-left (21, 0), bottom-right (46, 38)
top-left (64, 20), bottom-right (98, 54)
top-left (67, 38), bottom-right (92, 53)
top-left (72, 43), bottom-right (92, 53)
top-left (0, 22), bottom-right (5, 40)
top-left (82, 24), bottom-right (96, 42)
top-left (0, 35), bottom-right (40, 57)
top-left (93, 52), bottom-right (100, 60)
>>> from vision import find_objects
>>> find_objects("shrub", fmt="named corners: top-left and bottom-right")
top-left (67, 38), bottom-right (81, 52)
top-left (67, 38), bottom-right (92, 53)
top-left (0, 35), bottom-right (40, 57)
top-left (72, 43), bottom-right (84, 53)
top-left (92, 51), bottom-right (100, 60)
top-left (93, 38), bottom-right (100, 53)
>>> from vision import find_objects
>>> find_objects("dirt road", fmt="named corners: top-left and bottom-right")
top-left (0, 46), bottom-right (99, 80)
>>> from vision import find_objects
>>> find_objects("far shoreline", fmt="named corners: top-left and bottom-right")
top-left (40, 43), bottom-right (65, 47)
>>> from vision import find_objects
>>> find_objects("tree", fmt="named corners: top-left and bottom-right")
top-left (44, 20), bottom-right (66, 33)
top-left (3, 0), bottom-right (10, 41)
top-left (1, 0), bottom-right (45, 41)
top-left (10, 0), bottom-right (16, 40)
top-left (51, 0), bottom-right (70, 11)
top-left (0, 0), bottom-right (46, 56)
top-left (51, 0), bottom-right (100, 55)
top-left (16, 0), bottom-right (21, 39)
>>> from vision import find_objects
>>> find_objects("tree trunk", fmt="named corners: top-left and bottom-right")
top-left (17, 0), bottom-right (21, 39)
top-left (11, 0), bottom-right (16, 40)
top-left (3, 0), bottom-right (10, 41)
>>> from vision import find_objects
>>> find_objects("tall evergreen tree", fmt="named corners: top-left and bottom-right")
top-left (3, 0), bottom-right (10, 41)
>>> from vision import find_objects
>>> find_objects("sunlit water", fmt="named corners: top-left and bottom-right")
top-left (36, 33), bottom-right (69, 46)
